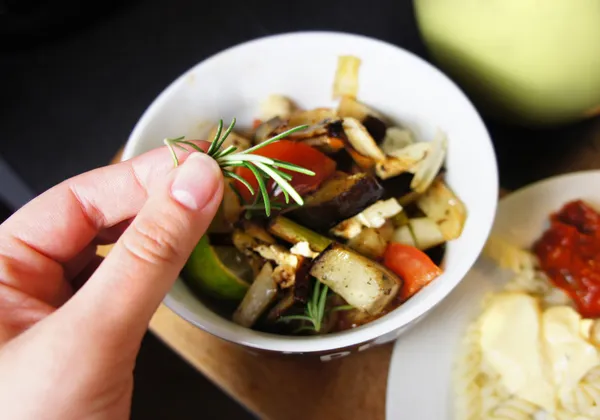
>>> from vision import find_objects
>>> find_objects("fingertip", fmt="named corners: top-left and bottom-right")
top-left (170, 153), bottom-right (223, 211)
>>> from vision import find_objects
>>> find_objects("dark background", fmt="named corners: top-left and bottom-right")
top-left (1, 0), bottom-right (599, 419)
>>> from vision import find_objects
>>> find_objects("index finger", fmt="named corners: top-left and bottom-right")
top-left (0, 142), bottom-right (210, 264)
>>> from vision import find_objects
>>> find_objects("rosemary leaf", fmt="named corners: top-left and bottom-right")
top-left (254, 161), bottom-right (303, 206)
top-left (240, 125), bottom-right (308, 155)
top-left (212, 118), bottom-right (236, 153)
top-left (271, 159), bottom-right (316, 176)
top-left (244, 163), bottom-right (270, 216)
top-left (222, 170), bottom-right (254, 196)
top-left (213, 145), bottom-right (237, 160)
top-left (206, 119), bottom-right (223, 155)
top-left (269, 167), bottom-right (294, 182)
top-left (330, 305), bottom-right (354, 312)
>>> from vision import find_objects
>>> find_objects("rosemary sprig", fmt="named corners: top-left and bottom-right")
top-left (277, 280), bottom-right (354, 334)
top-left (164, 118), bottom-right (315, 216)
top-left (278, 280), bottom-right (329, 333)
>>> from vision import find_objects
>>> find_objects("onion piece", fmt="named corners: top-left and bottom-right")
top-left (356, 198), bottom-right (403, 228)
top-left (259, 94), bottom-right (295, 120)
top-left (242, 220), bottom-right (276, 244)
top-left (416, 179), bottom-right (466, 241)
top-left (332, 55), bottom-right (361, 99)
top-left (408, 217), bottom-right (446, 250)
top-left (342, 117), bottom-right (385, 161)
top-left (288, 108), bottom-right (338, 127)
top-left (347, 227), bottom-right (388, 259)
top-left (254, 117), bottom-right (284, 143)
top-left (232, 262), bottom-right (277, 328)
top-left (411, 129), bottom-right (447, 193)
top-left (337, 96), bottom-right (386, 121)
top-left (380, 127), bottom-right (416, 155)
top-left (375, 142), bottom-right (432, 180)
top-left (392, 225), bottom-right (417, 247)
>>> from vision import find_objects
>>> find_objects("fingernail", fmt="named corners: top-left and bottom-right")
top-left (171, 153), bottom-right (222, 210)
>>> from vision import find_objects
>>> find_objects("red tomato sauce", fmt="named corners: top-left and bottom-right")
top-left (533, 200), bottom-right (600, 318)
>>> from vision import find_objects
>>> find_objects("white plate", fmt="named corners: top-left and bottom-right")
top-left (386, 170), bottom-right (600, 419)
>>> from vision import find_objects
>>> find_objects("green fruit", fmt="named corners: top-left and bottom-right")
top-left (183, 235), bottom-right (251, 300)
top-left (414, 0), bottom-right (600, 126)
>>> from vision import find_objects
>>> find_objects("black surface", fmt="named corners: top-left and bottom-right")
top-left (0, 0), bottom-right (426, 195)
top-left (2, 0), bottom-right (599, 418)
top-left (2, 0), bottom-right (598, 195)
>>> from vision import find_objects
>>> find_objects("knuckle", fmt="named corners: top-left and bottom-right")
top-left (122, 215), bottom-right (185, 265)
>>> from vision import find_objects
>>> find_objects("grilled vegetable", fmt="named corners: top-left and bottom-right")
top-left (383, 242), bottom-right (442, 301)
top-left (347, 227), bottom-right (388, 259)
top-left (254, 116), bottom-right (284, 143)
top-left (408, 217), bottom-right (446, 250)
top-left (337, 96), bottom-right (382, 121)
top-left (284, 119), bottom-right (346, 153)
top-left (391, 225), bottom-right (416, 247)
top-left (345, 147), bottom-right (377, 170)
top-left (242, 220), bottom-right (276, 244)
top-left (302, 136), bottom-right (345, 154)
top-left (375, 143), bottom-right (431, 180)
top-left (342, 117), bottom-right (386, 161)
top-left (208, 180), bottom-right (243, 234)
top-left (288, 172), bottom-right (385, 231)
top-left (184, 236), bottom-right (251, 300)
top-left (333, 55), bottom-right (361, 99)
top-left (268, 216), bottom-right (332, 252)
top-left (266, 290), bottom-right (296, 321)
top-left (376, 220), bottom-right (395, 242)
top-left (233, 262), bottom-right (277, 327)
top-left (259, 94), bottom-right (296, 120)
top-left (331, 198), bottom-right (402, 239)
top-left (411, 129), bottom-right (447, 193)
top-left (356, 198), bottom-right (403, 228)
top-left (310, 244), bottom-right (401, 315)
top-left (380, 127), bottom-right (415, 155)
top-left (284, 120), bottom-right (331, 139)
top-left (416, 179), bottom-right (467, 241)
top-left (288, 108), bottom-right (338, 126)
top-left (362, 115), bottom-right (388, 143)
top-left (234, 140), bottom-right (337, 203)
top-left (337, 97), bottom-right (388, 142)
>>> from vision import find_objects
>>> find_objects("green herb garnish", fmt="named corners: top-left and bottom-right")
top-left (277, 280), bottom-right (354, 334)
top-left (164, 118), bottom-right (314, 217)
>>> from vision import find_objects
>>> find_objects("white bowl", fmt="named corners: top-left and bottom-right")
top-left (123, 31), bottom-right (498, 358)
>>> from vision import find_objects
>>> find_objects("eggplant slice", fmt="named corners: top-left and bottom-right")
top-left (287, 172), bottom-right (385, 231)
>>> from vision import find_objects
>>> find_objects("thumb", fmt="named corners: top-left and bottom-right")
top-left (62, 152), bottom-right (223, 345)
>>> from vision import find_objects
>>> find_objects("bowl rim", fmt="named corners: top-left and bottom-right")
top-left (123, 30), bottom-right (499, 353)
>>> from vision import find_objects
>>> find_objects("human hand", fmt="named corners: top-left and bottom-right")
top-left (0, 143), bottom-right (223, 420)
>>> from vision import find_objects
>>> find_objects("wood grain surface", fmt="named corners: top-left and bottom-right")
top-left (100, 117), bottom-right (600, 420)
